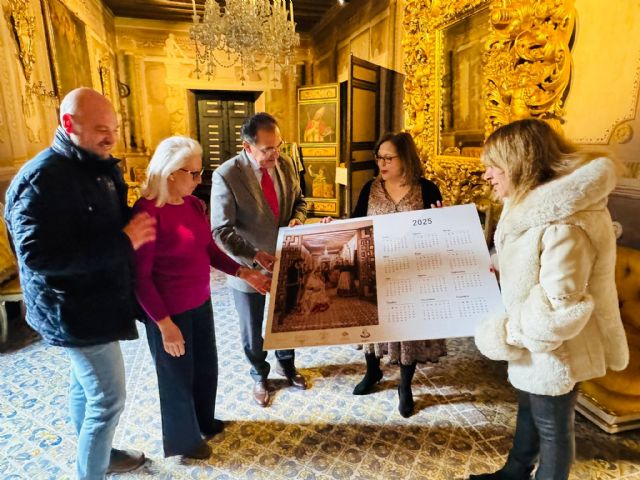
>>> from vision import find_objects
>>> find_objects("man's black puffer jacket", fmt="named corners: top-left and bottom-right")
top-left (4, 128), bottom-right (138, 347)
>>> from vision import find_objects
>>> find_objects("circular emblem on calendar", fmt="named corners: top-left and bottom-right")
top-left (359, 329), bottom-right (371, 339)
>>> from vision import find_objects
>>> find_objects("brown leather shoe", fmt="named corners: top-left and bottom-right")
top-left (253, 379), bottom-right (271, 407)
top-left (106, 448), bottom-right (145, 473)
top-left (275, 365), bottom-right (308, 390)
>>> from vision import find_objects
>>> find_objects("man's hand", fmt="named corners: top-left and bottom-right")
top-left (288, 218), bottom-right (303, 227)
top-left (320, 216), bottom-right (333, 223)
top-left (238, 267), bottom-right (272, 294)
top-left (156, 317), bottom-right (185, 357)
top-left (124, 212), bottom-right (156, 250)
top-left (254, 251), bottom-right (276, 272)
top-left (430, 200), bottom-right (445, 209)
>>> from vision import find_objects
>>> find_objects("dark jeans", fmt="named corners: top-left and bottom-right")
top-left (232, 289), bottom-right (295, 381)
top-left (506, 387), bottom-right (578, 480)
top-left (145, 300), bottom-right (218, 457)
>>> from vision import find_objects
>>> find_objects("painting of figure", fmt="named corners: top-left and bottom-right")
top-left (304, 160), bottom-right (336, 199)
top-left (44, 0), bottom-right (94, 97)
top-left (299, 103), bottom-right (337, 144)
top-left (270, 222), bottom-right (378, 334)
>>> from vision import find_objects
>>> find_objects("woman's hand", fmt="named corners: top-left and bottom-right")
top-left (490, 253), bottom-right (500, 283)
top-left (288, 218), bottom-right (303, 227)
top-left (320, 216), bottom-right (333, 224)
top-left (430, 200), bottom-right (445, 209)
top-left (254, 250), bottom-right (276, 272)
top-left (238, 267), bottom-right (272, 294)
top-left (157, 317), bottom-right (185, 357)
top-left (490, 265), bottom-right (500, 283)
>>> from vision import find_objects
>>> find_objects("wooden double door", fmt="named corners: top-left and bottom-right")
top-left (194, 91), bottom-right (255, 205)
top-left (342, 56), bottom-right (405, 215)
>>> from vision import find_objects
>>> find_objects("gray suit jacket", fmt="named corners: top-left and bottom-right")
top-left (211, 149), bottom-right (307, 292)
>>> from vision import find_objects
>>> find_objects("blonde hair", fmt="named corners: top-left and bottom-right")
top-left (481, 118), bottom-right (618, 204)
top-left (142, 136), bottom-right (202, 207)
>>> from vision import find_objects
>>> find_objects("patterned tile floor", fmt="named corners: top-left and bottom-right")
top-left (1, 272), bottom-right (639, 479)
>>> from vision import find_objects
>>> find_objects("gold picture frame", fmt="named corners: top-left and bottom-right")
top-left (402, 0), bottom-right (576, 210)
top-left (298, 84), bottom-right (341, 217)
top-left (41, 0), bottom-right (94, 99)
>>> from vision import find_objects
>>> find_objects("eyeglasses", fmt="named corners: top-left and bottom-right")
top-left (178, 168), bottom-right (203, 180)
top-left (254, 140), bottom-right (285, 156)
top-left (375, 154), bottom-right (398, 165)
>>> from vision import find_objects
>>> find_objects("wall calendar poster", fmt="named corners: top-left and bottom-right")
top-left (264, 204), bottom-right (504, 349)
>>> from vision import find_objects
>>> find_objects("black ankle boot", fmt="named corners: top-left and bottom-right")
top-left (353, 353), bottom-right (383, 395)
top-left (468, 454), bottom-right (534, 480)
top-left (468, 473), bottom-right (506, 480)
top-left (468, 471), bottom-right (532, 480)
top-left (398, 362), bottom-right (416, 417)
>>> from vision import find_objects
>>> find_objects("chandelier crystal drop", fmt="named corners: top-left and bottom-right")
top-left (190, 0), bottom-right (300, 82)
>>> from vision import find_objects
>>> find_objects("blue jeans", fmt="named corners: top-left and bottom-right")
top-left (145, 300), bottom-right (218, 456)
top-left (66, 342), bottom-right (126, 480)
top-left (506, 387), bottom-right (578, 480)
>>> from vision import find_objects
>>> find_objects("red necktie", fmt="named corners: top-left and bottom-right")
top-left (260, 168), bottom-right (280, 221)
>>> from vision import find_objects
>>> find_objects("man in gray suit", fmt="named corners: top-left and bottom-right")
top-left (211, 112), bottom-right (308, 407)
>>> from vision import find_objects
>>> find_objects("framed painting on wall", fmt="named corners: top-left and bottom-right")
top-left (42, 0), bottom-right (94, 98)
top-left (303, 158), bottom-right (337, 200)
top-left (298, 102), bottom-right (337, 144)
top-left (370, 17), bottom-right (388, 64)
top-left (439, 6), bottom-right (490, 156)
top-left (298, 84), bottom-right (341, 217)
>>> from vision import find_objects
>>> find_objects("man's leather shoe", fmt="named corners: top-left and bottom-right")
top-left (253, 379), bottom-right (271, 407)
top-left (106, 448), bottom-right (145, 473)
top-left (275, 364), bottom-right (308, 390)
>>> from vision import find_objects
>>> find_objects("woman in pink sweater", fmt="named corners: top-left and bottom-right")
top-left (133, 136), bottom-right (269, 460)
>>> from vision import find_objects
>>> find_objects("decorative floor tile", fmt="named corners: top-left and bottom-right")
top-left (1, 271), bottom-right (639, 478)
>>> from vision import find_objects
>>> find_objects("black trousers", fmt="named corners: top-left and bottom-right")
top-left (145, 300), bottom-right (218, 457)
top-left (232, 289), bottom-right (295, 381)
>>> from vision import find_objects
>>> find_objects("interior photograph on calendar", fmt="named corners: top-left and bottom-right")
top-left (270, 223), bottom-right (378, 333)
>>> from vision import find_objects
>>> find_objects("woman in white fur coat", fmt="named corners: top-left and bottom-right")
top-left (470, 119), bottom-right (629, 480)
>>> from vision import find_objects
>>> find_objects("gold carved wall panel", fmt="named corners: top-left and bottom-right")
top-left (402, 0), bottom-right (576, 210)
top-left (7, 0), bottom-right (36, 85)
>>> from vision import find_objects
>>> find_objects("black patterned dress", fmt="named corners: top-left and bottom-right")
top-left (353, 177), bottom-right (448, 366)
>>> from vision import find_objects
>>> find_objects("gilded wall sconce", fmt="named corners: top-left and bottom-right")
top-left (8, 0), bottom-right (35, 84)
top-left (8, 0), bottom-right (58, 113)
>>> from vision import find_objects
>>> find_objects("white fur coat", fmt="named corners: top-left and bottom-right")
top-left (475, 157), bottom-right (629, 396)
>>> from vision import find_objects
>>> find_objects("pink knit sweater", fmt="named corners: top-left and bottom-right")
top-left (132, 195), bottom-right (240, 321)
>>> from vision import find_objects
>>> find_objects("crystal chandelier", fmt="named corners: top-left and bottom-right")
top-left (190, 0), bottom-right (300, 82)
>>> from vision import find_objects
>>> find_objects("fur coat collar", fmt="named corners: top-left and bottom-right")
top-left (499, 157), bottom-right (617, 237)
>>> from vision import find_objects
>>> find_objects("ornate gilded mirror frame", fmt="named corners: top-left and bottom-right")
top-left (403, 0), bottom-right (576, 215)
